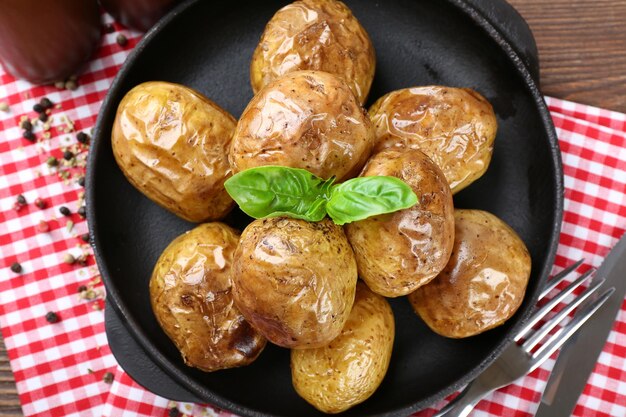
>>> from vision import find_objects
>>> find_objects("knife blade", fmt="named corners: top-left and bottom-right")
top-left (535, 232), bottom-right (626, 417)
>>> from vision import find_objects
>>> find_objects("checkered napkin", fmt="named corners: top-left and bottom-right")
top-left (0, 15), bottom-right (625, 417)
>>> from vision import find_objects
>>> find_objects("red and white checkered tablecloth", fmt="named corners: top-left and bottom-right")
top-left (0, 13), bottom-right (625, 417)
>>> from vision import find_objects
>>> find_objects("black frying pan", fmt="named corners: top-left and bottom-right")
top-left (87, 0), bottom-right (563, 415)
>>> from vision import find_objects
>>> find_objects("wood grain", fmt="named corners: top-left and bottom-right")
top-left (509, 0), bottom-right (626, 112)
top-left (0, 1), bottom-right (624, 415)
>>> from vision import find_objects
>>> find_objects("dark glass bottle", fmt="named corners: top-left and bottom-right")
top-left (0, 0), bottom-right (101, 84)
top-left (99, 0), bottom-right (179, 32)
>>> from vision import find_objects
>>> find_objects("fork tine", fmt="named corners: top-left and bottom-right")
top-left (539, 259), bottom-right (585, 300)
top-left (522, 277), bottom-right (606, 351)
top-left (530, 287), bottom-right (615, 369)
top-left (515, 268), bottom-right (596, 342)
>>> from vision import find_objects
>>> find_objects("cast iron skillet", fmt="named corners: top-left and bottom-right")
top-left (87, 0), bottom-right (563, 415)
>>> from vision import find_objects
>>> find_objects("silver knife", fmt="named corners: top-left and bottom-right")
top-left (535, 232), bottom-right (626, 417)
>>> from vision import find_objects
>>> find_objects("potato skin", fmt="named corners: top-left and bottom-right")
top-left (250, 0), bottom-right (375, 104)
top-left (232, 217), bottom-right (358, 348)
top-left (291, 282), bottom-right (394, 414)
top-left (408, 209), bottom-right (532, 338)
top-left (369, 86), bottom-right (497, 194)
top-left (149, 223), bottom-right (266, 372)
top-left (112, 81), bottom-right (236, 222)
top-left (345, 148), bottom-right (455, 297)
top-left (231, 70), bottom-right (375, 181)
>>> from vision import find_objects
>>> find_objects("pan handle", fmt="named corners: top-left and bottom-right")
top-left (463, 0), bottom-right (540, 84)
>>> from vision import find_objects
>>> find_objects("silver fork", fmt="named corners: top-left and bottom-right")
top-left (434, 259), bottom-right (615, 417)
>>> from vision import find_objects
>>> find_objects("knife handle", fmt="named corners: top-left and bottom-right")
top-left (433, 379), bottom-right (495, 417)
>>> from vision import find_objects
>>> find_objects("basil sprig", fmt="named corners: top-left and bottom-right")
top-left (224, 166), bottom-right (418, 225)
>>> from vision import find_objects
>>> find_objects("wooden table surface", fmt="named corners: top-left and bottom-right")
top-left (1, 1), bottom-right (625, 415)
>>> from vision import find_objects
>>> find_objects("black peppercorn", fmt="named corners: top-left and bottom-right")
top-left (35, 198), bottom-right (46, 209)
top-left (76, 132), bottom-right (89, 144)
top-left (33, 103), bottom-right (44, 113)
top-left (38, 112), bottom-right (48, 122)
top-left (78, 206), bottom-right (86, 218)
top-left (23, 130), bottom-right (35, 141)
top-left (63, 150), bottom-right (74, 161)
top-left (45, 311), bottom-right (59, 323)
top-left (168, 407), bottom-right (180, 417)
top-left (16, 194), bottom-right (26, 205)
top-left (59, 206), bottom-right (71, 216)
top-left (116, 34), bottom-right (128, 47)
top-left (21, 120), bottom-right (33, 131)
top-left (103, 372), bottom-right (114, 384)
top-left (10, 262), bottom-right (22, 273)
top-left (80, 233), bottom-right (90, 242)
top-left (78, 176), bottom-right (86, 187)
top-left (77, 285), bottom-right (87, 293)
top-left (40, 98), bottom-right (53, 109)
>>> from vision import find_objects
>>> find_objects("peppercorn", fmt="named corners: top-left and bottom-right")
top-left (35, 198), bottom-right (46, 209)
top-left (76, 132), bottom-right (89, 144)
top-left (103, 372), bottom-right (114, 384)
top-left (10, 262), bottom-right (22, 273)
top-left (37, 220), bottom-right (49, 232)
top-left (63, 253), bottom-right (76, 265)
top-left (116, 34), bottom-right (128, 47)
top-left (47, 157), bottom-right (58, 167)
top-left (33, 103), bottom-right (44, 113)
top-left (65, 80), bottom-right (78, 91)
top-left (23, 130), bottom-right (35, 141)
top-left (168, 407), bottom-right (181, 417)
top-left (40, 97), bottom-right (53, 110)
top-left (78, 206), bottom-right (86, 218)
top-left (63, 150), bottom-right (74, 161)
top-left (77, 285), bottom-right (87, 293)
top-left (78, 176), bottom-right (86, 187)
top-left (21, 119), bottom-right (33, 130)
top-left (80, 233), bottom-right (90, 242)
top-left (38, 112), bottom-right (48, 122)
top-left (45, 311), bottom-right (59, 323)
top-left (16, 194), bottom-right (26, 205)
top-left (59, 206), bottom-right (71, 216)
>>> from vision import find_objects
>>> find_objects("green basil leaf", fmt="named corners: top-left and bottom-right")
top-left (224, 166), bottom-right (334, 221)
top-left (326, 176), bottom-right (418, 225)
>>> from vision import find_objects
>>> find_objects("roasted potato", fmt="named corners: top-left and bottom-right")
top-left (232, 217), bottom-right (358, 348)
top-left (250, 0), bottom-right (375, 104)
top-left (369, 86), bottom-right (497, 194)
top-left (408, 209), bottom-right (532, 338)
top-left (231, 70), bottom-right (375, 181)
top-left (291, 282), bottom-right (394, 414)
top-left (345, 148), bottom-right (455, 297)
top-left (112, 81), bottom-right (236, 222)
top-left (150, 223), bottom-right (266, 371)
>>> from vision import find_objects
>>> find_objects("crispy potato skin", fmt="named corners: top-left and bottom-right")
top-left (345, 149), bottom-right (455, 297)
top-left (369, 86), bottom-right (497, 194)
top-left (112, 81), bottom-right (236, 222)
top-left (231, 70), bottom-right (375, 181)
top-left (409, 209), bottom-right (532, 338)
top-left (232, 217), bottom-right (358, 348)
top-left (291, 282), bottom-right (394, 414)
top-left (149, 223), bottom-right (266, 372)
top-left (250, 0), bottom-right (375, 104)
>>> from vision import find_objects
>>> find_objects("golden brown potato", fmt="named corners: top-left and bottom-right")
top-left (231, 70), bottom-right (375, 181)
top-left (250, 0), bottom-right (375, 104)
top-left (369, 86), bottom-right (497, 194)
top-left (231, 217), bottom-right (358, 348)
top-left (112, 81), bottom-right (236, 222)
top-left (408, 209), bottom-right (532, 338)
top-left (150, 223), bottom-right (266, 371)
top-left (291, 282), bottom-right (394, 414)
top-left (345, 148), bottom-right (455, 297)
